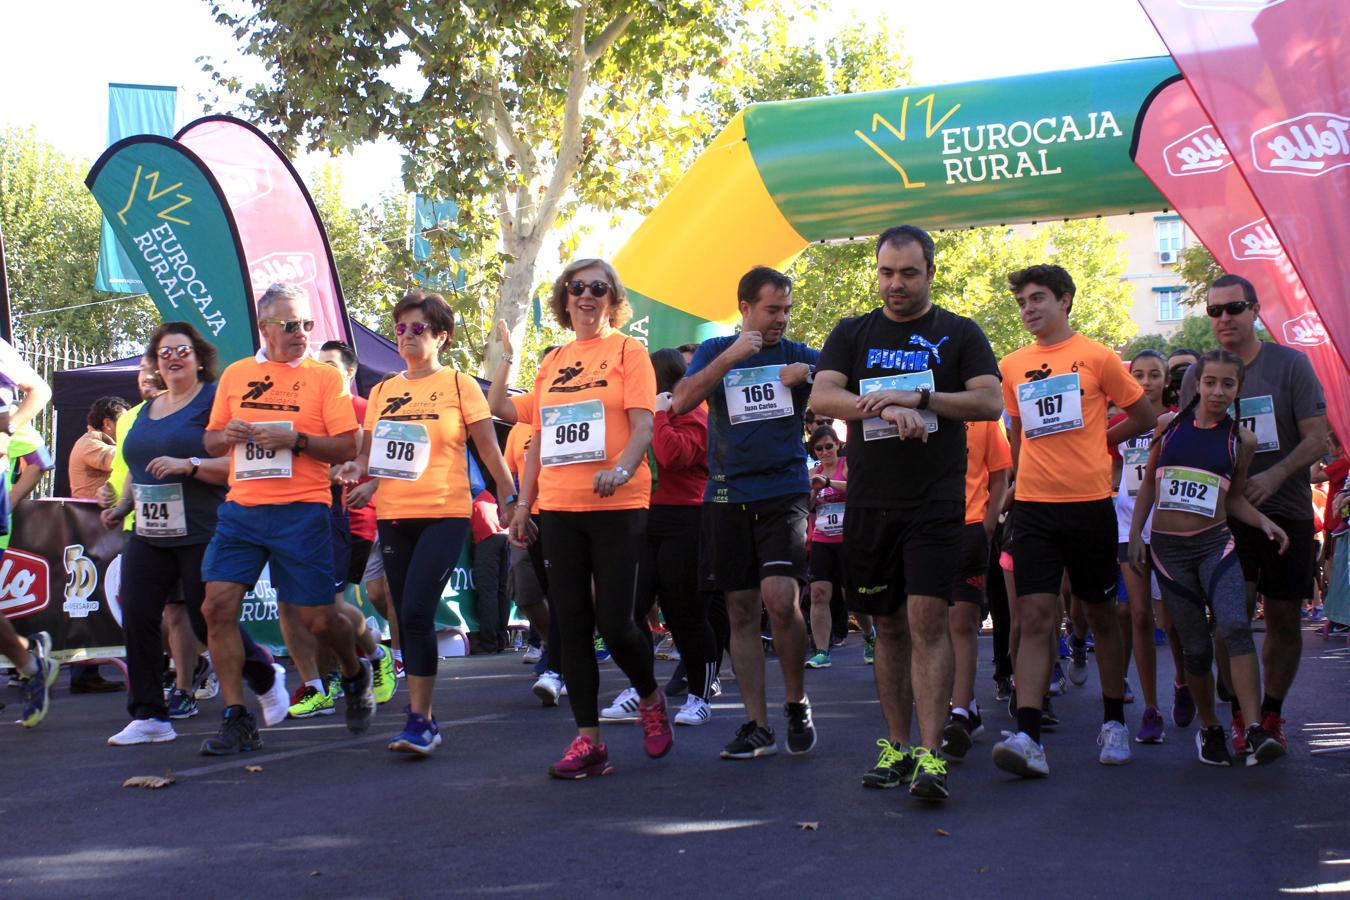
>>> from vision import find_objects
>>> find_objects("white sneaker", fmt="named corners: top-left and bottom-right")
top-left (674, 695), bottom-right (711, 726)
top-left (195, 670), bottom-right (219, 701)
top-left (601, 686), bottom-right (641, 721)
top-left (108, 718), bottom-right (177, 746)
top-left (522, 645), bottom-right (542, 664)
top-left (258, 663), bottom-right (290, 727)
top-left (1098, 720), bottom-right (1132, 765)
top-left (992, 731), bottom-right (1050, 778)
top-left (532, 671), bottom-right (562, 707)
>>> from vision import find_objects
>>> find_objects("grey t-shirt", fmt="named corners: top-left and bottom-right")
top-left (1180, 342), bottom-right (1326, 520)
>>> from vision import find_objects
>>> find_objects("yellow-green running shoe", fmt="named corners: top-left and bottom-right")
top-left (287, 684), bottom-right (335, 718)
top-left (909, 747), bottom-right (949, 801)
top-left (372, 649), bottom-right (397, 705)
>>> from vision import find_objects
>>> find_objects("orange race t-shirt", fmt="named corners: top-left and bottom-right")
top-left (209, 353), bottom-right (358, 507)
top-left (503, 421), bottom-right (540, 515)
top-left (528, 331), bottom-right (655, 512)
top-left (363, 367), bottom-right (491, 520)
top-left (1000, 332), bottom-right (1143, 503)
top-left (965, 418), bottom-right (1013, 524)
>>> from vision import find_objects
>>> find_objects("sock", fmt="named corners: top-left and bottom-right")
top-left (1017, 706), bottom-right (1042, 743)
top-left (17, 657), bottom-right (38, 678)
top-left (392, 648), bottom-right (403, 662)
top-left (1103, 696), bottom-right (1125, 725)
top-left (306, 678), bottom-right (324, 695)
top-left (1261, 694), bottom-right (1282, 717)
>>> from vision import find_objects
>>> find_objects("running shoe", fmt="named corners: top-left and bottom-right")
top-left (1098, 720), bottom-right (1132, 765)
top-left (805, 650), bottom-right (832, 669)
top-left (166, 688), bottom-right (198, 720)
top-left (193, 657), bottom-right (219, 701)
top-left (1068, 636), bottom-right (1089, 686)
top-left (708, 677), bottom-right (723, 698)
top-left (992, 731), bottom-right (1049, 778)
top-left (1123, 681), bottom-right (1135, 704)
top-left (594, 637), bottom-right (610, 663)
top-left (664, 662), bottom-right (688, 697)
top-left (1196, 725), bottom-right (1232, 767)
top-left (70, 671), bottom-right (123, 693)
top-left (258, 663), bottom-right (290, 727)
top-left (639, 694), bottom-right (674, 758)
top-left (18, 633), bottom-right (56, 728)
top-left (201, 705), bottom-right (262, 756)
top-left (1041, 696), bottom-right (1059, 731)
top-left (1247, 723), bottom-right (1287, 766)
top-left (372, 649), bottom-right (397, 705)
top-left (326, 670), bottom-right (345, 700)
top-left (389, 708), bottom-right (442, 756)
top-left (288, 685), bottom-right (335, 718)
top-left (674, 695), bottom-right (711, 726)
top-left (1231, 713), bottom-right (1248, 757)
top-left (549, 735), bottom-right (612, 779)
top-left (1057, 634), bottom-right (1071, 659)
top-left (1049, 664), bottom-right (1067, 697)
top-left (940, 708), bottom-right (984, 760)
top-left (862, 739), bottom-right (913, 788)
top-left (1259, 712), bottom-right (1288, 752)
top-left (994, 676), bottom-right (1012, 702)
top-left (33, 632), bottom-right (59, 689)
top-left (1171, 683), bottom-right (1196, 728)
top-left (394, 656), bottom-right (406, 679)
top-left (909, 747), bottom-right (949, 801)
top-left (522, 645), bottom-right (542, 664)
top-left (342, 658), bottom-right (376, 735)
top-left (784, 700), bottom-right (816, 755)
top-left (533, 671), bottom-right (562, 707)
top-left (108, 717), bottom-right (177, 746)
top-left (1135, 705), bottom-right (1165, 744)
top-left (720, 721), bottom-right (777, 759)
top-left (863, 632), bottom-right (876, 665)
top-left (601, 686), bottom-right (641, 721)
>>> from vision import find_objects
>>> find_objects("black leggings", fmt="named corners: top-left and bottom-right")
top-left (527, 514), bottom-right (565, 675)
top-left (541, 508), bottom-right (656, 728)
top-left (378, 517), bottom-right (470, 678)
top-left (636, 505), bottom-right (718, 700)
top-left (987, 520), bottom-right (1013, 681)
top-left (122, 536), bottom-right (274, 720)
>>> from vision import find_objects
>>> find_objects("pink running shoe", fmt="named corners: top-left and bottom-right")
top-left (548, 735), bottom-right (613, 780)
top-left (639, 694), bottom-right (674, 758)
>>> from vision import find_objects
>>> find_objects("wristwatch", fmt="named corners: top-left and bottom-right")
top-left (614, 465), bottom-right (631, 481)
top-left (501, 492), bottom-right (518, 506)
top-left (293, 432), bottom-right (309, 454)
top-left (916, 388), bottom-right (932, 410)
top-left (188, 456), bottom-right (201, 478)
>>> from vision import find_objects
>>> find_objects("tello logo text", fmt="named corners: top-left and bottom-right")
top-left (1164, 126), bottom-right (1232, 176)
top-left (1251, 113), bottom-right (1350, 177)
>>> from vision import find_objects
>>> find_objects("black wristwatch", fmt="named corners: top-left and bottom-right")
top-left (293, 432), bottom-right (309, 454)
top-left (188, 457), bottom-right (201, 478)
top-left (916, 388), bottom-right (932, 410)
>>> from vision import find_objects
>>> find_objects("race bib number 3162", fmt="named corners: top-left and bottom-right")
top-left (1157, 466), bottom-right (1220, 517)
top-left (1017, 374), bottom-right (1084, 439)
top-left (540, 400), bottom-right (607, 467)
top-left (723, 365), bottom-right (794, 425)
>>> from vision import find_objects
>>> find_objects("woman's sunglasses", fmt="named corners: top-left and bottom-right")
top-left (262, 318), bottom-right (315, 333)
top-left (566, 280), bottom-right (612, 298)
top-left (1206, 300), bottom-right (1253, 318)
top-left (156, 345), bottom-right (195, 359)
top-left (395, 321), bottom-right (435, 337)
top-left (813, 442), bottom-right (837, 453)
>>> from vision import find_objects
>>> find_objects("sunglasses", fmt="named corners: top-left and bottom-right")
top-left (395, 321), bottom-right (434, 337)
top-left (814, 443), bottom-right (837, 452)
top-left (566, 280), bottom-right (612, 298)
top-left (1206, 301), bottom-right (1253, 318)
top-left (262, 318), bottom-right (315, 333)
top-left (156, 344), bottom-right (194, 359)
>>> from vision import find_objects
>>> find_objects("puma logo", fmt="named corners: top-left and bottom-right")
top-left (243, 376), bottom-right (274, 401)
top-left (908, 334), bottom-right (949, 366)
top-left (552, 363), bottom-right (585, 386)
top-left (381, 393), bottom-right (414, 415)
top-left (1024, 363), bottom-right (1052, 382)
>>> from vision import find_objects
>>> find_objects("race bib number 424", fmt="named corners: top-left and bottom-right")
top-left (723, 365), bottom-right (794, 425)
top-left (540, 400), bottom-right (607, 467)
top-left (1017, 373), bottom-right (1084, 439)
top-left (133, 483), bottom-right (187, 538)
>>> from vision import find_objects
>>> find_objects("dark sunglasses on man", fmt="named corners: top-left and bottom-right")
top-left (1206, 300), bottom-right (1253, 318)
top-left (566, 280), bottom-right (611, 298)
top-left (262, 317), bottom-right (316, 333)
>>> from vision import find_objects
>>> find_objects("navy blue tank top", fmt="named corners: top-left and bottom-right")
top-left (1156, 412), bottom-right (1239, 484)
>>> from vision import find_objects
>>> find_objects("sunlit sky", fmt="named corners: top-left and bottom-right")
top-left (0, 0), bottom-right (1167, 252)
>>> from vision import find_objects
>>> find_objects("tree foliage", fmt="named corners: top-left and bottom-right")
top-left (0, 127), bottom-right (157, 352)
top-left (1177, 243), bottom-right (1223, 308)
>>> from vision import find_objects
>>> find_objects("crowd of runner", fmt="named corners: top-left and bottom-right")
top-left (3, 222), bottom-right (1343, 799)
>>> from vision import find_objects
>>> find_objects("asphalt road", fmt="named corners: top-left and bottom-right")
top-left (2, 624), bottom-right (1348, 899)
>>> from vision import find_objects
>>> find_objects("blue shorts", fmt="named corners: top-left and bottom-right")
top-left (203, 501), bottom-right (334, 606)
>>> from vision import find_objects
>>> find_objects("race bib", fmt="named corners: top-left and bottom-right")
top-left (1121, 446), bottom-right (1149, 498)
top-left (859, 371), bottom-right (938, 441)
top-left (368, 420), bottom-right (431, 481)
top-left (1158, 466), bottom-right (1220, 517)
top-left (234, 422), bottom-right (293, 480)
top-left (1236, 395), bottom-right (1279, 453)
top-left (133, 483), bottom-right (187, 538)
top-left (1017, 373), bottom-right (1084, 439)
top-left (723, 365), bottom-right (794, 425)
top-left (540, 400), bottom-right (606, 467)
top-left (817, 501), bottom-right (844, 537)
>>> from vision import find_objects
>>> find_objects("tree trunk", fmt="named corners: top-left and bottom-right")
top-left (481, 234), bottom-right (543, 380)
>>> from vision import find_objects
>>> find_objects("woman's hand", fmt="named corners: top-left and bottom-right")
top-left (594, 466), bottom-right (631, 498)
top-left (146, 456), bottom-right (191, 479)
top-left (100, 505), bottom-right (130, 530)
top-left (1127, 533), bottom-right (1149, 575)
top-left (508, 504), bottom-right (537, 548)
top-left (497, 319), bottom-right (515, 361)
top-left (1261, 516), bottom-right (1290, 555)
top-left (346, 480), bottom-right (377, 509)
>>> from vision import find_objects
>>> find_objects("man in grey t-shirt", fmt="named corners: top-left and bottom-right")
top-left (1180, 274), bottom-right (1327, 754)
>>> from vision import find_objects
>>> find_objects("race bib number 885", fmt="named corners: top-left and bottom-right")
top-left (234, 422), bottom-right (293, 480)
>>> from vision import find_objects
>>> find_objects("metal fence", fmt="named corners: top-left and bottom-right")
top-left (14, 332), bottom-right (118, 498)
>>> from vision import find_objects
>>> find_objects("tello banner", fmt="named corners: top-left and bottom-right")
top-left (1164, 125), bottom-right (1232, 175)
top-left (1251, 113), bottom-right (1350, 176)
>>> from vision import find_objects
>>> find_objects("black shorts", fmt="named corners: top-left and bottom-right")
top-left (330, 505), bottom-right (352, 594)
top-left (1010, 498), bottom-right (1117, 603)
top-left (1232, 514), bottom-right (1315, 603)
top-left (809, 540), bottom-right (845, 585)
top-left (348, 536), bottom-right (374, 587)
top-left (952, 523), bottom-right (989, 612)
top-left (701, 493), bottom-right (809, 592)
top-left (844, 502), bottom-right (963, 614)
